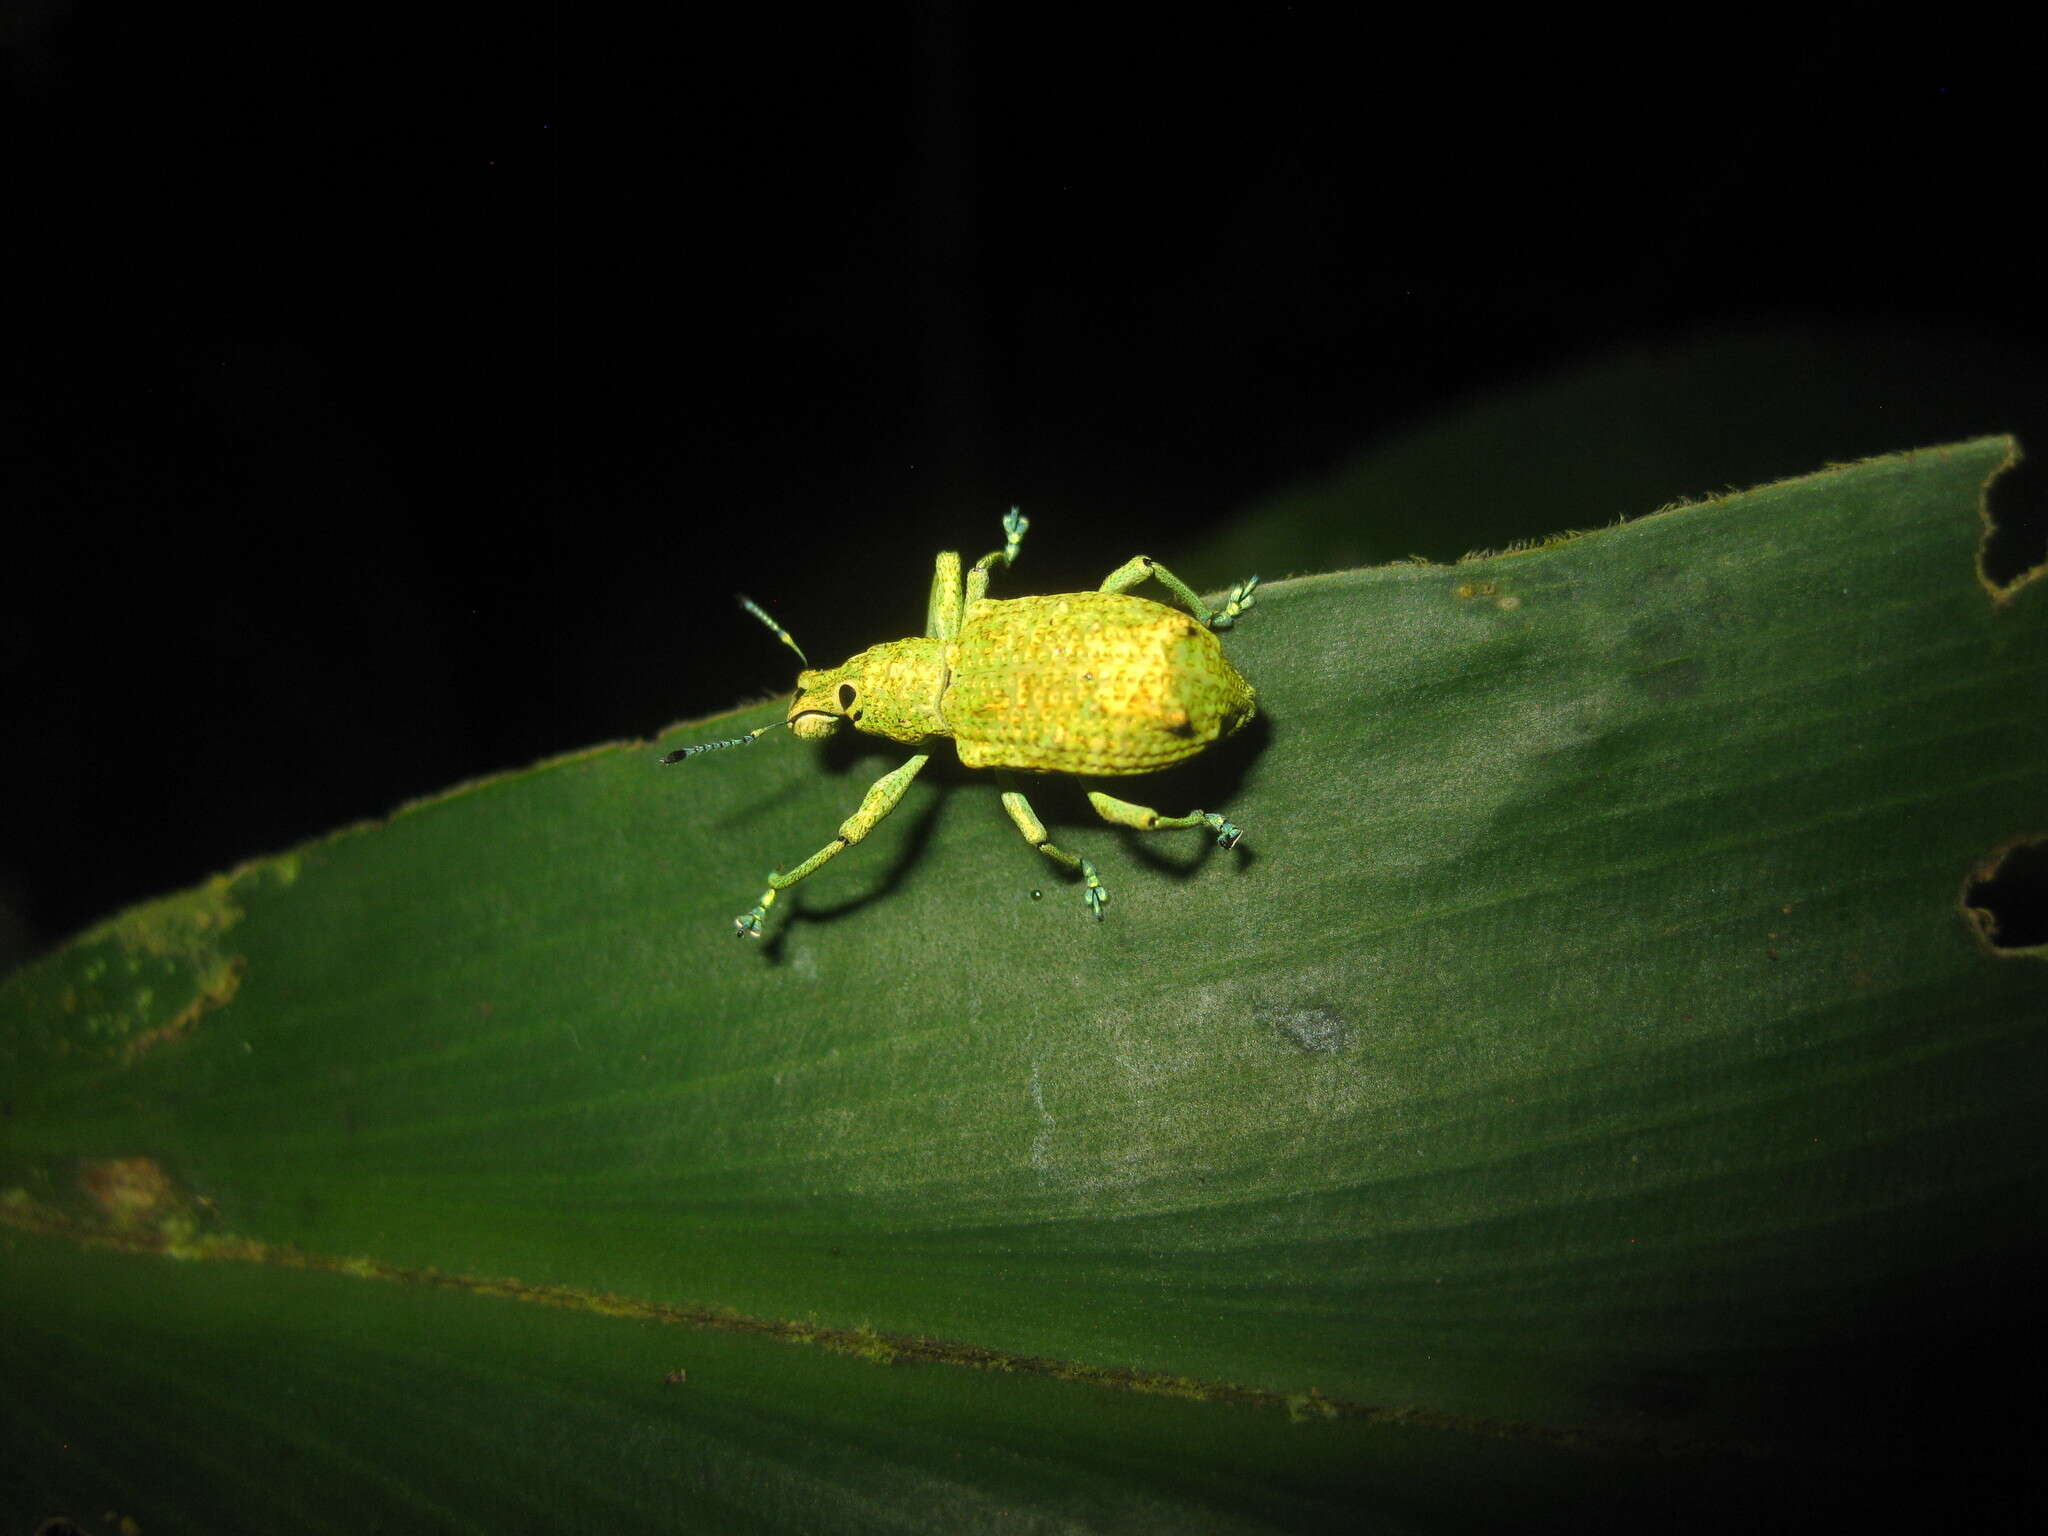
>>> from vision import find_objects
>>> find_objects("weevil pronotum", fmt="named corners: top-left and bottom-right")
top-left (661, 508), bottom-right (1259, 937)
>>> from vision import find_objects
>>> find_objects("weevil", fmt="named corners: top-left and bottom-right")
top-left (661, 508), bottom-right (1259, 938)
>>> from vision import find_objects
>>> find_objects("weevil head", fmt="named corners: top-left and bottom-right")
top-left (786, 661), bottom-right (864, 740)
top-left (783, 639), bottom-right (946, 745)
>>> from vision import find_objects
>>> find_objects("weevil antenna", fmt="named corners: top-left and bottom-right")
top-left (658, 716), bottom-right (791, 764)
top-left (736, 595), bottom-right (809, 667)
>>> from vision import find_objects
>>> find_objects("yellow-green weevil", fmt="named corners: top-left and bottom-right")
top-left (661, 508), bottom-right (1259, 937)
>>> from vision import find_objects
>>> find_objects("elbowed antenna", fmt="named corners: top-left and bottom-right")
top-left (656, 595), bottom-right (809, 765)
top-left (658, 717), bottom-right (790, 764)
top-left (737, 595), bottom-right (808, 667)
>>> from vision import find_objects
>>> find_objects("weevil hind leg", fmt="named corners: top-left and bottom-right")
top-left (1097, 557), bottom-right (1259, 629)
top-left (998, 781), bottom-right (1106, 920)
top-left (1086, 790), bottom-right (1245, 850)
top-left (734, 753), bottom-right (933, 937)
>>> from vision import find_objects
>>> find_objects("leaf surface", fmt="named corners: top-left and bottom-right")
top-left (5, 436), bottom-right (2044, 1531)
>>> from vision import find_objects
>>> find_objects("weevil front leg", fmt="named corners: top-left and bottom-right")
top-left (735, 753), bottom-right (932, 938)
top-left (963, 506), bottom-right (1029, 608)
top-left (1086, 790), bottom-right (1246, 850)
top-left (1098, 556), bottom-right (1259, 630)
top-left (927, 550), bottom-right (963, 640)
top-left (930, 507), bottom-right (1028, 638)
top-left (999, 782), bottom-right (1107, 920)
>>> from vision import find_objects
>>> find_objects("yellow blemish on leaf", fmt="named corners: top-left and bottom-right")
top-left (0, 1185), bottom-right (1767, 1458)
top-left (46, 853), bottom-right (295, 1062)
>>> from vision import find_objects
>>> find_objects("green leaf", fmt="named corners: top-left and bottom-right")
top-left (5, 437), bottom-right (2045, 1532)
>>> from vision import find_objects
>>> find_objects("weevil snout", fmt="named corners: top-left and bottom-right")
top-left (788, 709), bottom-right (844, 740)
top-left (786, 666), bottom-right (863, 739)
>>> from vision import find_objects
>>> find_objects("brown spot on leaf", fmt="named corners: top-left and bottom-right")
top-left (78, 1157), bottom-right (181, 1228)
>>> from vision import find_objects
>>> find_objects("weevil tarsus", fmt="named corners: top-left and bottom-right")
top-left (1215, 575), bottom-right (1260, 628)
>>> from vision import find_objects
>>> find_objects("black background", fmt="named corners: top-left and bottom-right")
top-left (4, 11), bottom-right (2042, 962)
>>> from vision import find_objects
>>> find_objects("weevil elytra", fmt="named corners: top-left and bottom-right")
top-left (661, 508), bottom-right (1259, 938)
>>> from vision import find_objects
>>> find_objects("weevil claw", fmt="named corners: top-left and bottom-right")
top-left (1212, 576), bottom-right (1260, 629)
top-left (1079, 857), bottom-right (1107, 921)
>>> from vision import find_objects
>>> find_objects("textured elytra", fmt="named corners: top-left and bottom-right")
top-left (945, 592), bottom-right (1256, 774)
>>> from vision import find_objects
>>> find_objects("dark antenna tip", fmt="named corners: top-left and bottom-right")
top-left (656, 718), bottom-right (788, 765)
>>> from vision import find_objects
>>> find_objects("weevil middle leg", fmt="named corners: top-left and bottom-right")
top-left (999, 781), bottom-right (1107, 920)
top-left (734, 752), bottom-right (933, 937)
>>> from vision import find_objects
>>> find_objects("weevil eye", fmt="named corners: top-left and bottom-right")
top-left (838, 683), bottom-right (857, 709)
